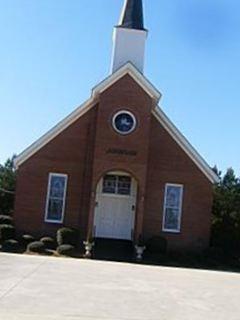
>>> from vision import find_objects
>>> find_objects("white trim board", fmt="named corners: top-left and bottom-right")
top-left (93, 62), bottom-right (161, 102)
top-left (14, 63), bottom-right (161, 169)
top-left (14, 63), bottom-right (218, 185)
top-left (14, 98), bottom-right (95, 169)
top-left (152, 107), bottom-right (219, 184)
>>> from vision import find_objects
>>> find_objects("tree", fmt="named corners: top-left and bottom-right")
top-left (212, 167), bottom-right (240, 254)
top-left (0, 156), bottom-right (16, 215)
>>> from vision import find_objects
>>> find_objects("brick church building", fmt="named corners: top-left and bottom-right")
top-left (14, 0), bottom-right (219, 252)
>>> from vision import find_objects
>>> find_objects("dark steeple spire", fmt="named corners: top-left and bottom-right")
top-left (119, 0), bottom-right (145, 31)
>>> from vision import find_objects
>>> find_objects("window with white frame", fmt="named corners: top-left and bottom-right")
top-left (162, 184), bottom-right (183, 232)
top-left (102, 175), bottom-right (131, 196)
top-left (45, 173), bottom-right (68, 223)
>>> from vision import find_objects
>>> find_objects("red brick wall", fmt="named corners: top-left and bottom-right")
top-left (14, 74), bottom-right (213, 251)
top-left (144, 116), bottom-right (213, 251)
top-left (14, 106), bottom-right (98, 238)
top-left (88, 75), bottom-right (154, 240)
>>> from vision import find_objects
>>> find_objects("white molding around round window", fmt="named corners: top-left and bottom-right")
top-left (112, 110), bottom-right (137, 135)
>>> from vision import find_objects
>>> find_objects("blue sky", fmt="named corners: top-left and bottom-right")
top-left (0, 0), bottom-right (239, 175)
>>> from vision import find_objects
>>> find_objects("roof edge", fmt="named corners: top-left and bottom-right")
top-left (14, 97), bottom-right (95, 169)
top-left (152, 107), bottom-right (219, 184)
top-left (92, 62), bottom-right (161, 102)
top-left (15, 63), bottom-right (161, 169)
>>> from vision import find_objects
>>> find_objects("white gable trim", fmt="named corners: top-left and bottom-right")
top-left (15, 63), bottom-right (161, 169)
top-left (152, 107), bottom-right (219, 184)
top-left (14, 98), bottom-right (95, 169)
top-left (93, 62), bottom-right (161, 102)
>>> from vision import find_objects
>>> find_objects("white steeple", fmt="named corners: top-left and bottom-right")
top-left (111, 0), bottom-right (148, 74)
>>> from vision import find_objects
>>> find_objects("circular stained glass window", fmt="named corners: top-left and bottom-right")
top-left (112, 111), bottom-right (136, 135)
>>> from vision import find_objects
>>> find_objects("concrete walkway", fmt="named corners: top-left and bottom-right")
top-left (0, 253), bottom-right (240, 320)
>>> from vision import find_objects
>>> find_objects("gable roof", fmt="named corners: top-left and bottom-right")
top-left (14, 63), bottom-right (161, 169)
top-left (92, 63), bottom-right (161, 101)
top-left (152, 108), bottom-right (219, 184)
top-left (14, 62), bottom-right (219, 184)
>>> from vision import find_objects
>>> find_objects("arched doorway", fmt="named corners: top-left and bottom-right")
top-left (93, 171), bottom-right (137, 240)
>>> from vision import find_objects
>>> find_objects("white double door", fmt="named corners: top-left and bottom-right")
top-left (94, 174), bottom-right (137, 240)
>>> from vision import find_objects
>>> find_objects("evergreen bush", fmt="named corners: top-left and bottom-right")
top-left (40, 237), bottom-right (56, 250)
top-left (212, 168), bottom-right (240, 256)
top-left (2, 239), bottom-right (20, 253)
top-left (0, 224), bottom-right (15, 242)
top-left (21, 234), bottom-right (35, 247)
top-left (0, 215), bottom-right (13, 225)
top-left (27, 241), bottom-right (45, 254)
top-left (146, 236), bottom-right (168, 254)
top-left (57, 244), bottom-right (75, 257)
top-left (57, 227), bottom-right (78, 246)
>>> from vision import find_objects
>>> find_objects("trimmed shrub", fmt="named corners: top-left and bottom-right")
top-left (57, 228), bottom-right (78, 246)
top-left (57, 244), bottom-right (75, 257)
top-left (0, 224), bottom-right (15, 242)
top-left (0, 215), bottom-right (13, 225)
top-left (40, 237), bottom-right (56, 250)
top-left (27, 241), bottom-right (45, 254)
top-left (203, 247), bottom-right (226, 265)
top-left (21, 234), bottom-right (35, 247)
top-left (146, 236), bottom-right (168, 254)
top-left (2, 239), bottom-right (20, 253)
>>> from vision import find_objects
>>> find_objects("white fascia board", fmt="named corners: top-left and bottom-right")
top-left (15, 64), bottom-right (161, 169)
top-left (152, 107), bottom-right (219, 184)
top-left (14, 97), bottom-right (95, 169)
top-left (92, 62), bottom-right (161, 102)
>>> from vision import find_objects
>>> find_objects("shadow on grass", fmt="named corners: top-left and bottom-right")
top-left (92, 246), bottom-right (240, 273)
top-left (1, 242), bottom-right (240, 274)
top-left (139, 252), bottom-right (240, 274)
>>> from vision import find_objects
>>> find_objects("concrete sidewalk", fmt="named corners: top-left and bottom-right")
top-left (0, 253), bottom-right (239, 320)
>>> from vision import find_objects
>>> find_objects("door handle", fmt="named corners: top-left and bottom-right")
top-left (132, 205), bottom-right (135, 211)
